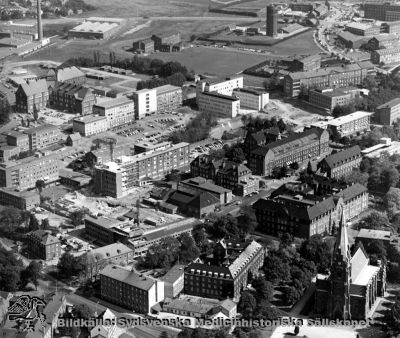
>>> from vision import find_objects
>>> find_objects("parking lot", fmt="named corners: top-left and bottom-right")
top-left (38, 108), bottom-right (78, 126)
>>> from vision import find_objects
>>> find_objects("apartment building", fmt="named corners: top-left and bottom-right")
top-left (131, 88), bottom-right (157, 119)
top-left (132, 38), bottom-right (155, 53)
top-left (249, 128), bottom-right (330, 176)
top-left (73, 115), bottom-right (108, 136)
top-left (184, 239), bottom-right (265, 300)
top-left (6, 131), bottom-right (29, 153)
top-left (24, 124), bottom-right (61, 151)
top-left (197, 91), bottom-right (240, 118)
top-left (15, 79), bottom-right (49, 114)
top-left (0, 154), bottom-right (59, 191)
top-left (364, 3), bottom-right (400, 21)
top-left (94, 142), bottom-right (190, 197)
top-left (327, 111), bottom-right (372, 137)
top-left (371, 47), bottom-right (400, 64)
top-left (368, 34), bottom-right (400, 50)
top-left (155, 85), bottom-right (182, 113)
top-left (375, 97), bottom-right (400, 125)
top-left (345, 22), bottom-right (380, 36)
top-left (215, 162), bottom-right (258, 196)
top-left (100, 264), bottom-right (164, 314)
top-left (85, 243), bottom-right (133, 279)
top-left (309, 87), bottom-right (359, 112)
top-left (93, 97), bottom-right (135, 128)
top-left (283, 63), bottom-right (371, 97)
top-left (232, 88), bottom-right (269, 110)
top-left (318, 146), bottom-right (362, 178)
top-left (50, 83), bottom-right (96, 115)
top-left (196, 75), bottom-right (243, 103)
top-left (0, 188), bottom-right (40, 210)
top-left (27, 230), bottom-right (61, 261)
top-left (253, 180), bottom-right (368, 238)
top-left (0, 145), bottom-right (19, 162)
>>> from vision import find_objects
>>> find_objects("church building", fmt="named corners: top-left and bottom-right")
top-left (314, 212), bottom-right (386, 320)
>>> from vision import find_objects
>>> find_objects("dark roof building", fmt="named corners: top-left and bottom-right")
top-left (318, 146), bottom-right (362, 178)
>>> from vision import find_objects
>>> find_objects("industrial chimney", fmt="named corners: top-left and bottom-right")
top-left (37, 0), bottom-right (43, 41)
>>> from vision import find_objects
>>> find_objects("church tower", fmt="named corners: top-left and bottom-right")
top-left (328, 209), bottom-right (352, 320)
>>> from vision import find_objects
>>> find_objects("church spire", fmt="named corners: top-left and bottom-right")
top-left (334, 208), bottom-right (350, 262)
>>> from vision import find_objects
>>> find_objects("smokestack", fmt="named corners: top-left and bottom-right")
top-left (37, 0), bottom-right (43, 41)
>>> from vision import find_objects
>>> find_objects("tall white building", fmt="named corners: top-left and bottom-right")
top-left (233, 88), bottom-right (269, 110)
top-left (73, 115), bottom-right (108, 136)
top-left (197, 92), bottom-right (240, 118)
top-left (131, 88), bottom-right (157, 119)
top-left (196, 75), bottom-right (244, 104)
top-left (93, 97), bottom-right (135, 128)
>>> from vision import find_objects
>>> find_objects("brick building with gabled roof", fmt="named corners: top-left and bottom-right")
top-left (243, 127), bottom-right (281, 155)
top-left (27, 230), bottom-right (61, 261)
top-left (318, 145), bottom-right (362, 178)
top-left (15, 79), bottom-right (49, 114)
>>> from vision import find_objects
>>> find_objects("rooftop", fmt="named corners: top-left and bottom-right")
top-left (376, 97), bottom-right (400, 109)
top-left (24, 124), bottom-right (58, 135)
top-left (357, 228), bottom-right (391, 241)
top-left (181, 177), bottom-right (231, 194)
top-left (201, 91), bottom-right (240, 101)
top-left (346, 22), bottom-right (377, 31)
top-left (89, 243), bottom-right (132, 259)
top-left (93, 96), bottom-right (133, 109)
top-left (233, 87), bottom-right (268, 95)
top-left (155, 84), bottom-right (182, 95)
top-left (321, 146), bottom-right (362, 169)
top-left (73, 115), bottom-right (107, 124)
top-left (327, 111), bottom-right (373, 126)
top-left (161, 264), bottom-right (185, 284)
top-left (100, 264), bottom-right (157, 290)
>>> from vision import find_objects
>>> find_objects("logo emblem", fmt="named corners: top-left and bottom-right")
top-left (8, 295), bottom-right (47, 332)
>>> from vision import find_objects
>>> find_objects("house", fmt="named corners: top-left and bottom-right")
top-left (66, 132), bottom-right (82, 146)
top-left (27, 230), bottom-right (61, 261)
top-left (318, 146), bottom-right (362, 178)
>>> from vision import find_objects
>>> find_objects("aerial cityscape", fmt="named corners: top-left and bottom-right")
top-left (1, 0), bottom-right (400, 337)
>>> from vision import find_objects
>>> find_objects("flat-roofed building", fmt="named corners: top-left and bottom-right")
top-left (0, 188), bottom-right (39, 210)
top-left (27, 230), bottom-right (61, 261)
top-left (364, 3), bottom-right (400, 21)
top-left (249, 128), bottom-right (330, 176)
top-left (131, 88), bottom-right (157, 119)
top-left (196, 75), bottom-right (243, 104)
top-left (309, 87), bottom-right (360, 112)
top-left (375, 97), bottom-right (400, 125)
top-left (93, 97), bottom-right (135, 128)
top-left (284, 63), bottom-right (371, 97)
top-left (371, 46), bottom-right (400, 64)
top-left (368, 34), bottom-right (400, 50)
top-left (197, 91), bottom-right (240, 118)
top-left (180, 177), bottom-right (233, 204)
top-left (232, 87), bottom-right (269, 110)
top-left (336, 31), bottom-right (368, 50)
top-left (73, 115), bottom-right (108, 136)
top-left (382, 20), bottom-right (400, 34)
top-left (161, 264), bottom-right (185, 299)
top-left (85, 243), bottom-right (133, 279)
top-left (5, 131), bottom-right (29, 152)
top-left (155, 85), bottom-right (182, 113)
top-left (318, 146), bottom-right (362, 178)
top-left (345, 22), bottom-right (381, 36)
top-left (184, 239), bottom-right (265, 300)
top-left (59, 168), bottom-right (91, 188)
top-left (100, 264), bottom-right (164, 313)
top-left (0, 145), bottom-right (20, 162)
top-left (94, 142), bottom-right (190, 197)
top-left (15, 79), bottom-right (49, 114)
top-left (24, 124), bottom-right (61, 151)
top-left (356, 228), bottom-right (392, 249)
top-left (0, 154), bottom-right (59, 190)
top-left (85, 216), bottom-right (118, 245)
top-left (327, 111), bottom-right (372, 137)
top-left (133, 141), bottom-right (171, 154)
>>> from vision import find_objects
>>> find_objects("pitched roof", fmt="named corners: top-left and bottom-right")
top-left (29, 230), bottom-right (59, 245)
top-left (56, 66), bottom-right (85, 82)
top-left (335, 183), bottom-right (368, 203)
top-left (161, 264), bottom-right (185, 284)
top-left (88, 243), bottom-right (132, 259)
top-left (19, 79), bottom-right (48, 96)
top-left (100, 264), bottom-right (156, 290)
top-left (321, 146), bottom-right (361, 169)
top-left (67, 132), bottom-right (82, 141)
top-left (187, 191), bottom-right (219, 209)
top-left (376, 97), bottom-right (400, 110)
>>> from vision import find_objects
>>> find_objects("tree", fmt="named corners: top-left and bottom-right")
top-left (192, 224), bottom-right (207, 249)
top-left (262, 253), bottom-right (290, 284)
top-left (23, 261), bottom-right (41, 290)
top-left (385, 187), bottom-right (400, 218)
top-left (70, 209), bottom-right (87, 226)
top-left (28, 214), bottom-right (40, 231)
top-left (289, 162), bottom-right (299, 170)
top-left (381, 166), bottom-right (400, 192)
top-left (159, 332), bottom-right (170, 338)
top-left (207, 214), bottom-right (239, 239)
top-left (299, 235), bottom-right (331, 273)
top-left (284, 286), bottom-right (301, 305)
top-left (237, 205), bottom-right (258, 235)
top-left (41, 218), bottom-right (50, 230)
top-left (57, 252), bottom-right (82, 279)
top-left (35, 180), bottom-right (45, 193)
top-left (255, 300), bottom-right (281, 320)
top-left (252, 276), bottom-right (274, 302)
top-left (238, 291), bottom-right (257, 319)
top-left (33, 104), bottom-right (39, 122)
top-left (177, 328), bottom-right (192, 338)
top-left (387, 298), bottom-right (400, 337)
top-left (360, 211), bottom-right (390, 230)
top-left (307, 161), bottom-right (313, 175)
top-left (72, 304), bottom-right (92, 319)
top-left (178, 233), bottom-right (200, 263)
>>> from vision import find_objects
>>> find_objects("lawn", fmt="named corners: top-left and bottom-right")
top-left (152, 46), bottom-right (268, 76)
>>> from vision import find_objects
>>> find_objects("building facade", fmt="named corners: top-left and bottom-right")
top-left (24, 124), bottom-right (61, 151)
top-left (375, 97), bottom-right (400, 126)
top-left (232, 88), bottom-right (269, 110)
top-left (345, 22), bottom-right (380, 36)
top-left (131, 88), bottom-right (157, 119)
top-left (132, 38), bottom-right (155, 53)
top-left (15, 79), bottom-right (49, 114)
top-left (371, 47), bottom-right (400, 64)
top-left (161, 264), bottom-right (185, 299)
top-left (249, 128), bottom-right (330, 176)
top-left (0, 188), bottom-right (39, 210)
top-left (196, 76), bottom-right (243, 104)
top-left (94, 143), bottom-right (190, 197)
top-left (318, 146), bottom-right (362, 178)
top-left (215, 162), bottom-right (258, 196)
top-left (364, 3), bottom-right (400, 21)
top-left (266, 5), bottom-right (278, 37)
top-left (93, 97), bottom-right (135, 128)
top-left (197, 91), bottom-right (240, 118)
top-left (27, 230), bottom-right (61, 261)
top-left (0, 154), bottom-right (59, 191)
top-left (184, 240), bottom-right (265, 300)
top-left (5, 131), bottom-right (29, 153)
top-left (50, 83), bottom-right (96, 115)
top-left (309, 87), bottom-right (359, 112)
top-left (100, 264), bottom-right (164, 314)
top-left (73, 115), bottom-right (108, 136)
top-left (327, 111), bottom-right (372, 137)
top-left (155, 85), bottom-right (182, 113)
